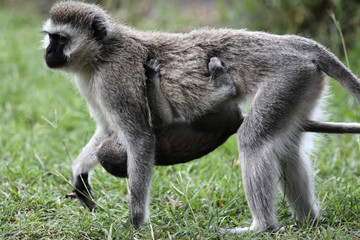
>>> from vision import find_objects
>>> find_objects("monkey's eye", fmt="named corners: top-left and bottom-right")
top-left (58, 35), bottom-right (68, 45)
top-left (49, 33), bottom-right (69, 45)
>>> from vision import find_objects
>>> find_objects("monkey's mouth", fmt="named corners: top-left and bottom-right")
top-left (44, 53), bottom-right (68, 69)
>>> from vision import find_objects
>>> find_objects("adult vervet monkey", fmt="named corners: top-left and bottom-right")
top-left (67, 57), bottom-right (360, 205)
top-left (42, 1), bottom-right (360, 233)
top-left (97, 58), bottom-right (360, 179)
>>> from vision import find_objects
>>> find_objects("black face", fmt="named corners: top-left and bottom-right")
top-left (44, 33), bottom-right (69, 68)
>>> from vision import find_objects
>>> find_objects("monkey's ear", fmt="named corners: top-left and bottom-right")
top-left (92, 17), bottom-right (107, 41)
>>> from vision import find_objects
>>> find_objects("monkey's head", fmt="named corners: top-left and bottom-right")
top-left (42, 1), bottom-right (110, 70)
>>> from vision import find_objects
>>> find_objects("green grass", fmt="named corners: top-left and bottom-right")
top-left (0, 3), bottom-right (359, 240)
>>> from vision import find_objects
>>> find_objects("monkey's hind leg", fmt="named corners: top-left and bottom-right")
top-left (279, 132), bottom-right (319, 224)
top-left (235, 128), bottom-right (281, 233)
top-left (225, 65), bottom-right (324, 234)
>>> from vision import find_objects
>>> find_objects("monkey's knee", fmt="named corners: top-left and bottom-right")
top-left (97, 136), bottom-right (128, 178)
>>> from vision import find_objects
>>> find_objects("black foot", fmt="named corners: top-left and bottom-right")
top-left (73, 173), bottom-right (97, 210)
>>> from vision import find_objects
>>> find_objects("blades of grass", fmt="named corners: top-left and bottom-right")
top-left (328, 10), bottom-right (350, 69)
top-left (34, 150), bottom-right (45, 170)
top-left (51, 169), bottom-right (108, 212)
top-left (107, 223), bottom-right (113, 240)
top-left (149, 220), bottom-right (155, 240)
top-left (170, 181), bottom-right (201, 232)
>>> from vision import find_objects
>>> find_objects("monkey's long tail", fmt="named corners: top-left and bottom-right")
top-left (302, 120), bottom-right (360, 134)
top-left (242, 113), bottom-right (360, 133)
top-left (314, 46), bottom-right (360, 104)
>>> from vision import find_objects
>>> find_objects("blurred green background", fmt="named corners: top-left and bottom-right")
top-left (0, 0), bottom-right (359, 239)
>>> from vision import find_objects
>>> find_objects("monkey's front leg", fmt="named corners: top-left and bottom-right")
top-left (71, 127), bottom-right (109, 210)
top-left (125, 131), bottom-right (156, 228)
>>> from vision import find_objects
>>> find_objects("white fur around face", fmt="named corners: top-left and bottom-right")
top-left (41, 19), bottom-right (89, 59)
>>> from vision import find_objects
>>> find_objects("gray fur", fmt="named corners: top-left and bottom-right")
top-left (146, 57), bottom-right (236, 127)
top-left (144, 59), bottom-right (174, 127)
top-left (42, 1), bottom-right (360, 233)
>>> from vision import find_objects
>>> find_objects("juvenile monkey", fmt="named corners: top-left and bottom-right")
top-left (43, 1), bottom-right (360, 233)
